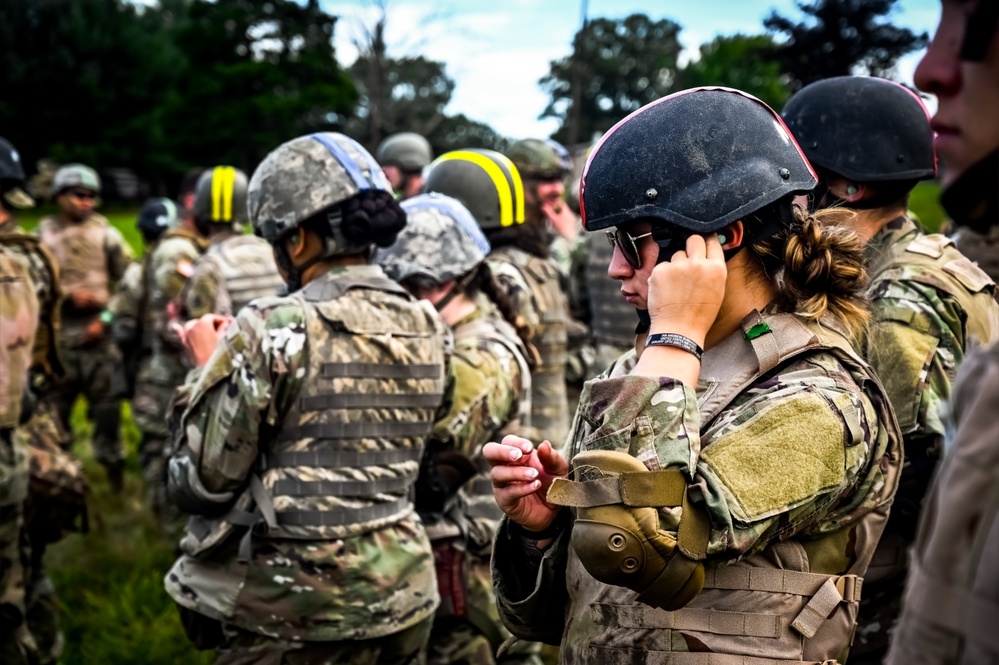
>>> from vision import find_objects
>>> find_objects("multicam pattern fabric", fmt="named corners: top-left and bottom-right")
top-left (853, 216), bottom-right (999, 660)
top-left (487, 246), bottom-right (570, 448)
top-left (0, 247), bottom-right (39, 429)
top-left (493, 311), bottom-right (901, 664)
top-left (166, 264), bottom-right (449, 644)
top-left (182, 231), bottom-right (283, 318)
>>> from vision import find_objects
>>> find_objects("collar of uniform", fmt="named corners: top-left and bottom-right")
top-left (864, 214), bottom-right (917, 269)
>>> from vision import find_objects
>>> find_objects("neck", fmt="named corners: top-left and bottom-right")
top-left (437, 291), bottom-right (478, 327)
top-left (300, 254), bottom-right (366, 285)
top-left (705, 252), bottom-right (779, 350)
top-left (850, 206), bottom-right (906, 246)
top-left (0, 208), bottom-right (10, 228)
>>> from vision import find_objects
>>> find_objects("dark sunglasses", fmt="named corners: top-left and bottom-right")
top-left (606, 228), bottom-right (653, 269)
top-left (68, 189), bottom-right (97, 200)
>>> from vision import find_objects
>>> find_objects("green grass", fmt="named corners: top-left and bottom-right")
top-left (46, 402), bottom-right (212, 665)
top-left (17, 205), bottom-right (146, 257)
top-left (908, 181), bottom-right (947, 233)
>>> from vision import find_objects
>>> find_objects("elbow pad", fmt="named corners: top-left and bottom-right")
top-left (547, 449), bottom-right (710, 610)
top-left (167, 452), bottom-right (235, 516)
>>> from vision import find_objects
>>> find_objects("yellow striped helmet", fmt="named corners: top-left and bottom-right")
top-left (422, 149), bottom-right (525, 230)
top-left (192, 165), bottom-right (249, 226)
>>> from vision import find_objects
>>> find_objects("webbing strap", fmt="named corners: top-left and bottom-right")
top-left (271, 474), bottom-right (414, 498)
top-left (546, 469), bottom-right (687, 508)
top-left (615, 652), bottom-right (838, 665)
top-left (591, 603), bottom-right (781, 638)
top-left (278, 421), bottom-right (432, 441)
top-left (743, 315), bottom-right (781, 375)
top-left (704, 567), bottom-right (862, 601)
top-left (903, 558), bottom-right (999, 652)
top-left (321, 362), bottom-right (441, 379)
top-left (250, 474), bottom-right (278, 529)
top-left (268, 447), bottom-right (423, 467)
top-left (791, 577), bottom-right (845, 639)
top-left (300, 392), bottom-right (443, 411)
top-left (677, 489), bottom-right (711, 561)
top-left (275, 498), bottom-right (409, 527)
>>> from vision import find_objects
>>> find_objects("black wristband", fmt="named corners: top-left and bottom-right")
top-left (644, 332), bottom-right (703, 360)
top-left (512, 509), bottom-right (569, 541)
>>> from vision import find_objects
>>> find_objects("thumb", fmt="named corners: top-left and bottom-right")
top-left (537, 441), bottom-right (569, 476)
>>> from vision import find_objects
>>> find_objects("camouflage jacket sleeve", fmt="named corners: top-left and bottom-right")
top-left (431, 337), bottom-right (523, 457)
top-left (104, 225), bottom-right (133, 283)
top-left (171, 297), bottom-right (308, 495)
top-left (574, 351), bottom-right (879, 560)
top-left (183, 257), bottom-right (225, 319)
top-left (110, 262), bottom-right (144, 346)
top-left (153, 240), bottom-right (200, 346)
top-left (486, 257), bottom-right (540, 330)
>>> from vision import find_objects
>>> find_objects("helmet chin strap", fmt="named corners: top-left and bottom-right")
top-left (431, 271), bottom-right (476, 312)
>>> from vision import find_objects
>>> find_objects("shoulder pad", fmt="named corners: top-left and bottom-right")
top-left (942, 257), bottom-right (996, 294)
top-left (905, 233), bottom-right (953, 259)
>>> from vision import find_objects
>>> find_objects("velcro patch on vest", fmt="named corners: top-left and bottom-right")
top-left (943, 257), bottom-right (994, 293)
top-left (866, 320), bottom-right (938, 434)
top-left (905, 233), bottom-right (953, 259)
top-left (700, 392), bottom-right (847, 523)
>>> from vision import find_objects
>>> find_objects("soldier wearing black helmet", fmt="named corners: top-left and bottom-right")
top-left (886, 3), bottom-right (999, 663)
top-left (783, 75), bottom-right (999, 663)
top-left (377, 132), bottom-right (433, 200)
top-left (424, 149), bottom-right (573, 452)
top-left (485, 87), bottom-right (902, 664)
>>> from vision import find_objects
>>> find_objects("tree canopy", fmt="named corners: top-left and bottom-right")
top-left (677, 35), bottom-right (790, 111)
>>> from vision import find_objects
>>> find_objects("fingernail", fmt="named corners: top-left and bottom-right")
top-left (510, 449), bottom-right (523, 461)
top-left (525, 468), bottom-right (538, 479)
top-left (533, 480), bottom-right (541, 489)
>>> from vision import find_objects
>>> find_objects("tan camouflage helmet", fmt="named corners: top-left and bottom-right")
top-left (192, 166), bottom-right (249, 226)
top-left (376, 132), bottom-right (433, 172)
top-left (375, 192), bottom-right (491, 285)
top-left (507, 138), bottom-right (570, 180)
top-left (423, 148), bottom-right (525, 230)
top-left (52, 163), bottom-right (101, 194)
top-left (248, 132), bottom-right (393, 255)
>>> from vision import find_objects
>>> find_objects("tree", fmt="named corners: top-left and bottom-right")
top-left (677, 35), bottom-right (790, 111)
top-left (540, 14), bottom-right (683, 145)
top-left (765, 0), bottom-right (928, 92)
top-left (163, 0), bottom-right (357, 175)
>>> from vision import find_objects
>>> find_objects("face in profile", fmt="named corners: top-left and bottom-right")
top-left (57, 187), bottom-right (98, 221)
top-left (914, 0), bottom-right (999, 186)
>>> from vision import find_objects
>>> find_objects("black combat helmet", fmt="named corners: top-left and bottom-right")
top-left (580, 87), bottom-right (816, 263)
top-left (782, 76), bottom-right (936, 185)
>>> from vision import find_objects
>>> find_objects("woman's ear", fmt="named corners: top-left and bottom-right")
top-left (718, 221), bottom-right (744, 250)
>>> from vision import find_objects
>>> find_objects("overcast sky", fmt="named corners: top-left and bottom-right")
top-left (322, 0), bottom-right (940, 140)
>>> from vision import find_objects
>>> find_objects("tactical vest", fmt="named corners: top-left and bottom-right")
top-left (558, 311), bottom-right (902, 665)
top-left (0, 249), bottom-right (40, 431)
top-left (868, 230), bottom-right (999, 351)
top-left (204, 234), bottom-right (284, 315)
top-left (0, 231), bottom-right (62, 380)
top-left (451, 312), bottom-right (533, 527)
top-left (181, 269), bottom-right (449, 559)
top-left (953, 225), bottom-right (999, 303)
top-left (585, 232), bottom-right (637, 351)
top-left (39, 214), bottom-right (111, 309)
top-left (490, 246), bottom-right (570, 447)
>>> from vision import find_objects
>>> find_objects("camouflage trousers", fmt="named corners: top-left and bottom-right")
top-left (50, 341), bottom-right (123, 469)
top-left (214, 615), bottom-right (434, 665)
top-left (0, 431), bottom-right (37, 665)
top-left (426, 560), bottom-right (543, 665)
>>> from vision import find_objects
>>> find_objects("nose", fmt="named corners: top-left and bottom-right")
top-left (914, 9), bottom-right (962, 97)
top-left (607, 241), bottom-right (634, 280)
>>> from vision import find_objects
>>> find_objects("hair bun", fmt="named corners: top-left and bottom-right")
top-left (341, 190), bottom-right (407, 247)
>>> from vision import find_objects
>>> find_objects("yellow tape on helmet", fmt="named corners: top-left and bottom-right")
top-left (436, 151), bottom-right (524, 227)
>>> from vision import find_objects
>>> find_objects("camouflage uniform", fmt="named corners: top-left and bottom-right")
top-left (488, 247), bottom-right (570, 448)
top-left (493, 309), bottom-right (902, 664)
top-left (851, 216), bottom-right (999, 660)
top-left (953, 224), bottom-right (999, 302)
top-left (131, 228), bottom-right (206, 522)
top-left (165, 264), bottom-right (451, 661)
top-left (182, 230), bottom-right (283, 319)
top-left (0, 244), bottom-right (39, 665)
top-left (885, 340), bottom-right (999, 664)
top-left (39, 212), bottom-right (132, 472)
top-left (423, 298), bottom-right (542, 665)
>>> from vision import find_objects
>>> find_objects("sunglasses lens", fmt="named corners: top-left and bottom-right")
top-left (71, 189), bottom-right (95, 200)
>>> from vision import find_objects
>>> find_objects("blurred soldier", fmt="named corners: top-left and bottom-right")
top-left (0, 136), bottom-right (42, 665)
top-left (376, 132), bottom-right (433, 200)
top-left (0, 244), bottom-right (40, 665)
top-left (165, 133), bottom-right (451, 663)
top-left (180, 166), bottom-right (283, 319)
top-left (0, 138), bottom-right (79, 665)
top-left (887, 3), bottom-right (999, 663)
top-left (784, 75), bottom-right (999, 662)
top-left (376, 193), bottom-right (542, 665)
top-left (425, 149), bottom-right (572, 449)
top-left (39, 164), bottom-right (132, 492)
top-left (112, 197), bottom-right (207, 525)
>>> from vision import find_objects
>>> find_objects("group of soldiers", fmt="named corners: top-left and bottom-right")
top-left (1, 3), bottom-right (998, 663)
